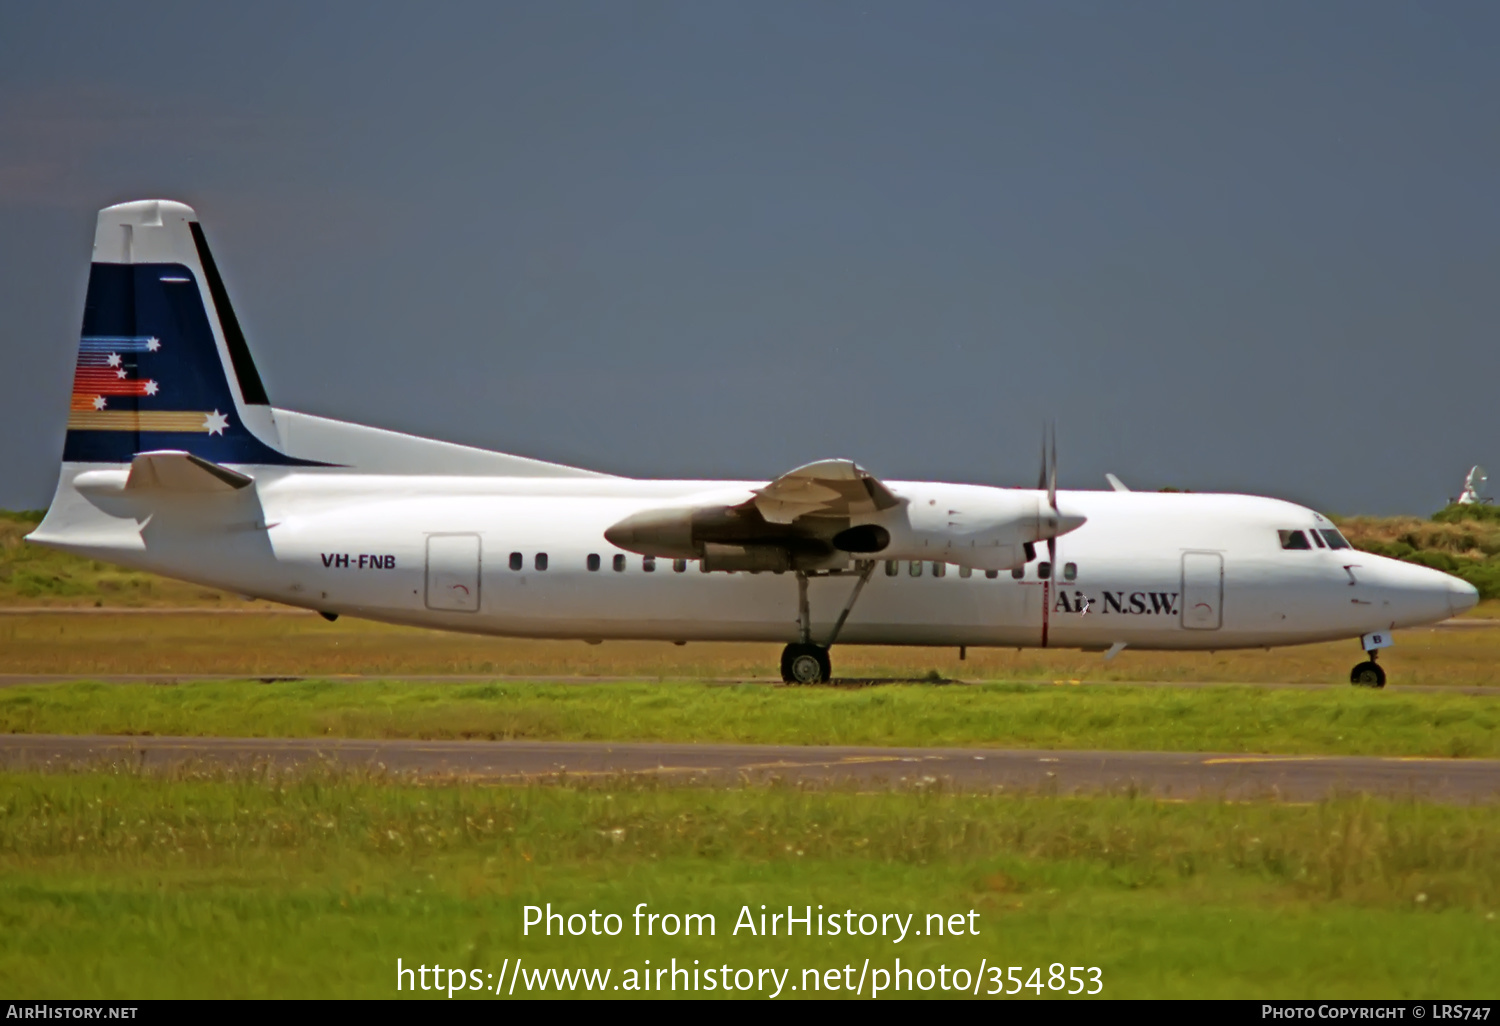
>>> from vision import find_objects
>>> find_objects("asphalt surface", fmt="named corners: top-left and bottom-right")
top-left (3, 734), bottom-right (1495, 803)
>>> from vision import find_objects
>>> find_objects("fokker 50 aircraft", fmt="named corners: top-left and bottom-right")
top-left (29, 200), bottom-right (1480, 687)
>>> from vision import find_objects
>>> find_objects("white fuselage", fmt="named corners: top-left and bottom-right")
top-left (32, 466), bottom-right (1475, 651)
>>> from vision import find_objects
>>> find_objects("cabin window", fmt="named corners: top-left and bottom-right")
top-left (1010, 566), bottom-right (1024, 580)
top-left (932, 561), bottom-right (946, 578)
top-left (885, 560), bottom-right (899, 577)
top-left (673, 558), bottom-right (687, 573)
top-left (613, 554), bottom-right (626, 572)
top-left (959, 565), bottom-right (972, 578)
top-left (509, 552), bottom-right (523, 571)
top-left (700, 560), bottom-right (711, 573)
top-left (587, 553), bottom-right (601, 571)
top-left (643, 557), bottom-right (656, 572)
top-left (1310, 530), bottom-right (1327, 548)
top-left (987, 569), bottom-right (1001, 579)
top-left (908, 560), bottom-right (923, 577)
top-left (1319, 528), bottom-right (1352, 550)
top-left (1037, 561), bottom-right (1052, 580)
top-left (535, 553), bottom-right (548, 571)
top-left (1278, 530), bottom-right (1311, 550)
top-left (1063, 562), bottom-right (1077, 581)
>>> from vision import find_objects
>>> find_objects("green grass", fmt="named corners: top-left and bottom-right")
top-left (4, 679), bottom-right (1498, 757)
top-left (4, 610), bottom-right (1500, 685)
top-left (0, 768), bottom-right (1494, 998)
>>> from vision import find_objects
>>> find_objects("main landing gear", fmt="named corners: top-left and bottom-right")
top-left (781, 643), bottom-right (831, 685)
top-left (779, 561), bottom-right (876, 684)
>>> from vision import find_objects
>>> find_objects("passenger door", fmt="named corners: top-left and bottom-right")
top-left (1180, 551), bottom-right (1223, 630)
top-left (426, 533), bottom-right (481, 612)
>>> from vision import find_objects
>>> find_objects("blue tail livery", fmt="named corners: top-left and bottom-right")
top-left (63, 200), bottom-right (325, 466)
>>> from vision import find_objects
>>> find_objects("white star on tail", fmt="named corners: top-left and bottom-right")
top-left (146, 337), bottom-right (161, 352)
top-left (203, 410), bottom-right (229, 435)
top-left (144, 380), bottom-right (158, 396)
top-left (92, 396), bottom-right (106, 410)
top-left (107, 353), bottom-right (121, 367)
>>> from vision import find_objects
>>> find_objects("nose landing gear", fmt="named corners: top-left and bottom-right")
top-left (1350, 630), bottom-right (1391, 688)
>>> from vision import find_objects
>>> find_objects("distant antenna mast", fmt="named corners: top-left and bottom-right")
top-left (1457, 465), bottom-right (1489, 505)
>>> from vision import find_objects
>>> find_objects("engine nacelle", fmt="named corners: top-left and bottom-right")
top-left (858, 486), bottom-right (1085, 571)
top-left (603, 484), bottom-right (1083, 574)
top-left (701, 544), bottom-right (793, 573)
top-left (603, 506), bottom-right (698, 559)
top-left (603, 506), bottom-right (847, 572)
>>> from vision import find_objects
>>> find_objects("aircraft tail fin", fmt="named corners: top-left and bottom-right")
top-left (59, 199), bottom-right (610, 478)
top-left (63, 200), bottom-right (317, 466)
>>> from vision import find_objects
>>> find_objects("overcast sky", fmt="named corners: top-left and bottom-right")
top-left (3, 1), bottom-right (1497, 514)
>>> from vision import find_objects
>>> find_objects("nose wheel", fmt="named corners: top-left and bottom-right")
top-left (1350, 653), bottom-right (1386, 689)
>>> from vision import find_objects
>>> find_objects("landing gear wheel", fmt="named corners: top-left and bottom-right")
top-left (781, 643), bottom-right (831, 684)
top-left (1350, 661), bottom-right (1386, 688)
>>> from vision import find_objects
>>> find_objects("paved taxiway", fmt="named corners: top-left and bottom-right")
top-left (2, 734), bottom-right (1495, 803)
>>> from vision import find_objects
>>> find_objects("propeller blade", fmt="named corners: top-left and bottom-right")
top-left (1046, 426), bottom-right (1059, 581)
top-left (1048, 423), bottom-right (1057, 512)
top-left (1038, 428), bottom-right (1048, 492)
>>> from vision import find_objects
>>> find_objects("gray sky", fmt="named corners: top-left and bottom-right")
top-left (3, 1), bottom-right (1497, 514)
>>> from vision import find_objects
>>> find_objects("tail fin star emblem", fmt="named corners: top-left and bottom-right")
top-left (203, 410), bottom-right (229, 436)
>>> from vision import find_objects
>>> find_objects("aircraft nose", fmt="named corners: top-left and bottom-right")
top-left (1448, 576), bottom-right (1480, 617)
top-left (1359, 556), bottom-right (1460, 627)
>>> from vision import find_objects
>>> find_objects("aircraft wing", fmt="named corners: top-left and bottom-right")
top-left (750, 459), bottom-right (900, 524)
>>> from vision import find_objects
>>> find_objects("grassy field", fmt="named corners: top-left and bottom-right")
top-left (3, 678), bottom-right (1497, 758)
top-left (3, 610), bottom-right (1499, 686)
top-left (2, 768), bottom-right (1495, 999)
top-left (4, 606), bottom-right (1497, 759)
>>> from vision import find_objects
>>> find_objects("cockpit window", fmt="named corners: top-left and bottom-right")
top-left (1319, 528), bottom-right (1352, 550)
top-left (1278, 530), bottom-right (1311, 550)
top-left (1310, 530), bottom-right (1326, 548)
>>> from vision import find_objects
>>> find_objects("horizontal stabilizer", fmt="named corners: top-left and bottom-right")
top-left (129, 450), bottom-right (253, 491)
top-left (74, 450), bottom-right (255, 495)
top-left (73, 450), bottom-right (255, 497)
